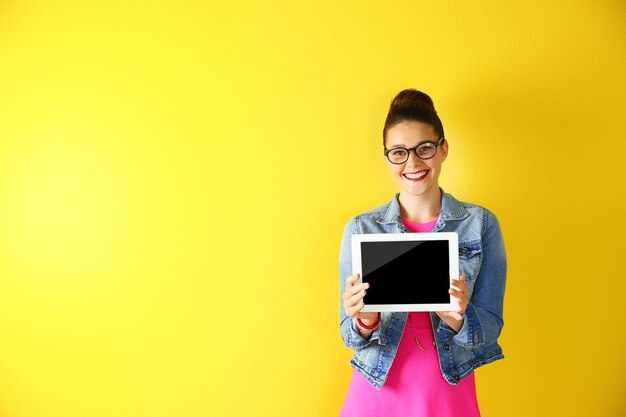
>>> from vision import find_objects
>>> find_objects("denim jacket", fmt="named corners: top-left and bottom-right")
top-left (339, 190), bottom-right (506, 389)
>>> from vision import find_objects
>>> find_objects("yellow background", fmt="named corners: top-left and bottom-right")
top-left (1, 1), bottom-right (625, 416)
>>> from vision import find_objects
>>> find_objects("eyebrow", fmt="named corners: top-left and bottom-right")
top-left (388, 140), bottom-right (436, 149)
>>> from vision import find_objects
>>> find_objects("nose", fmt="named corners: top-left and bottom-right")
top-left (407, 148), bottom-right (422, 164)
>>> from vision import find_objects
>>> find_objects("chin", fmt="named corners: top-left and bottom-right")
top-left (402, 183), bottom-right (438, 197)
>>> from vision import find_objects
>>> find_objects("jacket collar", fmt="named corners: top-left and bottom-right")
top-left (376, 188), bottom-right (469, 225)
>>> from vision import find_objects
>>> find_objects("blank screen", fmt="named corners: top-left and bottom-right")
top-left (361, 240), bottom-right (450, 305)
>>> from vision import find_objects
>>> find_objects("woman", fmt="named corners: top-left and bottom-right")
top-left (339, 89), bottom-right (507, 416)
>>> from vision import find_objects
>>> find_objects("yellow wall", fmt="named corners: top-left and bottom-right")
top-left (1, 1), bottom-right (625, 416)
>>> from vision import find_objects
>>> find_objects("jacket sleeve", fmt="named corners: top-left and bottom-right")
top-left (441, 210), bottom-right (507, 347)
top-left (339, 218), bottom-right (382, 350)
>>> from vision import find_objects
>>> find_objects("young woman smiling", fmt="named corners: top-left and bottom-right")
top-left (338, 90), bottom-right (507, 416)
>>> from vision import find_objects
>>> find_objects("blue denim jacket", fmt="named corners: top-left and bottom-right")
top-left (339, 190), bottom-right (506, 389)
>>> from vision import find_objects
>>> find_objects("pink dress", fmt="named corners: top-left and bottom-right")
top-left (340, 219), bottom-right (481, 417)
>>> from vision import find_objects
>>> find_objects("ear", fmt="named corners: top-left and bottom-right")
top-left (440, 139), bottom-right (449, 161)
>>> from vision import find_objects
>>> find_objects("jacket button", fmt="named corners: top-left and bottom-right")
top-left (460, 247), bottom-right (468, 255)
top-left (443, 343), bottom-right (451, 351)
top-left (453, 375), bottom-right (460, 382)
top-left (473, 333), bottom-right (479, 343)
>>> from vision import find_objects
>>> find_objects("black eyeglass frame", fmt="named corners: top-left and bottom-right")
top-left (383, 137), bottom-right (446, 164)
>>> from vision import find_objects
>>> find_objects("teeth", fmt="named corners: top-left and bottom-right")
top-left (404, 171), bottom-right (427, 179)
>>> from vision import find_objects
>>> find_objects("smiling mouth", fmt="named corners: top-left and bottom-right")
top-left (402, 170), bottom-right (429, 181)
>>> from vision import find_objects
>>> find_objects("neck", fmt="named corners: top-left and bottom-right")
top-left (398, 188), bottom-right (442, 223)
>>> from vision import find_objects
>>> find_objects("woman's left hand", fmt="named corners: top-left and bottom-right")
top-left (435, 274), bottom-right (468, 333)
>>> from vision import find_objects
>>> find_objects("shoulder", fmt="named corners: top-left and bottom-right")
top-left (442, 191), bottom-right (501, 236)
top-left (352, 201), bottom-right (392, 222)
top-left (342, 195), bottom-right (398, 234)
top-left (443, 191), bottom-right (498, 219)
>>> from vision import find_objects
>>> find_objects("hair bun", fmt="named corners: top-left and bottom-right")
top-left (383, 89), bottom-right (444, 144)
top-left (390, 89), bottom-right (434, 109)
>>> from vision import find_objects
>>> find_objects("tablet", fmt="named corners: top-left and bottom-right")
top-left (351, 232), bottom-right (458, 312)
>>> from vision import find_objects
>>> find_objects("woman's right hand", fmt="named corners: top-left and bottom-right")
top-left (343, 274), bottom-right (379, 325)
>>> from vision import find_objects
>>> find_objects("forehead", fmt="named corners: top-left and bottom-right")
top-left (386, 121), bottom-right (438, 146)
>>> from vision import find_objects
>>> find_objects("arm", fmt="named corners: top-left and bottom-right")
top-left (339, 219), bottom-right (381, 349)
top-left (438, 210), bottom-right (507, 347)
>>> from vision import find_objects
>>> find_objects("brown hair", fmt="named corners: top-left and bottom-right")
top-left (383, 89), bottom-right (445, 147)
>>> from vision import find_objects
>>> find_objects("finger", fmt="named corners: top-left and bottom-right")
top-left (350, 282), bottom-right (370, 296)
top-left (448, 288), bottom-right (468, 301)
top-left (450, 278), bottom-right (468, 292)
top-left (449, 286), bottom-right (468, 297)
top-left (449, 312), bottom-right (463, 321)
top-left (345, 274), bottom-right (360, 289)
top-left (349, 290), bottom-right (367, 306)
top-left (343, 275), bottom-right (358, 300)
top-left (344, 299), bottom-right (355, 314)
top-left (447, 297), bottom-right (466, 313)
top-left (344, 288), bottom-right (366, 307)
top-left (347, 300), bottom-right (364, 316)
top-left (347, 273), bottom-right (360, 284)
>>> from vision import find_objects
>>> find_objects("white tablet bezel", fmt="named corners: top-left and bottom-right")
top-left (351, 232), bottom-right (459, 312)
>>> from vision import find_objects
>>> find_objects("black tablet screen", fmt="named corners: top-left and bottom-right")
top-left (361, 240), bottom-right (450, 305)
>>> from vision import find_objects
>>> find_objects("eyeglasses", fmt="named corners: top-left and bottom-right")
top-left (384, 138), bottom-right (445, 164)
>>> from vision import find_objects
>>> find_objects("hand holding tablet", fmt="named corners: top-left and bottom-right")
top-left (436, 274), bottom-right (469, 332)
top-left (351, 232), bottom-right (459, 312)
top-left (341, 273), bottom-right (379, 326)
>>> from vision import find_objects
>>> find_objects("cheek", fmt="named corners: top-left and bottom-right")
top-left (427, 158), bottom-right (443, 172)
top-left (387, 164), bottom-right (403, 177)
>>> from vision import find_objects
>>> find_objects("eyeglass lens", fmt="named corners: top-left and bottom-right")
top-left (387, 142), bottom-right (437, 164)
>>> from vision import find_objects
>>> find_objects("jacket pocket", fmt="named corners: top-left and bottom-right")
top-left (458, 241), bottom-right (482, 282)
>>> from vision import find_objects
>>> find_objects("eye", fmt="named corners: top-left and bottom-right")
top-left (390, 149), bottom-right (408, 157)
top-left (417, 143), bottom-right (435, 155)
